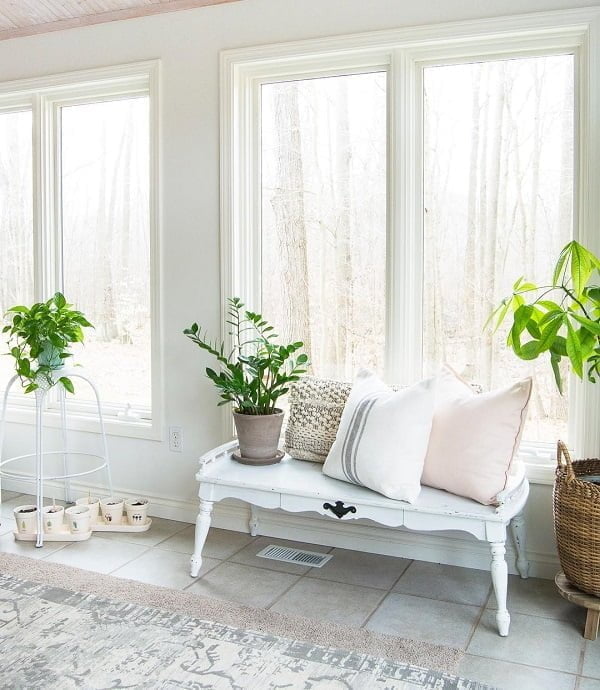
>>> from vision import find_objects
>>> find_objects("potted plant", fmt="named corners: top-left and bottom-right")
top-left (3, 292), bottom-right (93, 394)
top-left (489, 240), bottom-right (600, 393)
top-left (490, 240), bottom-right (600, 596)
top-left (184, 297), bottom-right (308, 465)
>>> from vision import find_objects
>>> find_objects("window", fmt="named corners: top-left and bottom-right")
top-left (422, 55), bottom-right (574, 445)
top-left (260, 73), bottom-right (387, 380)
top-left (224, 11), bottom-right (600, 464)
top-left (0, 63), bottom-right (160, 436)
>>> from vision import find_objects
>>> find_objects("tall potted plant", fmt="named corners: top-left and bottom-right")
top-left (490, 240), bottom-right (600, 596)
top-left (184, 297), bottom-right (308, 465)
top-left (3, 292), bottom-right (93, 394)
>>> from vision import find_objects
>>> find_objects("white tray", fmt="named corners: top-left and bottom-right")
top-left (14, 528), bottom-right (92, 542)
top-left (92, 518), bottom-right (152, 533)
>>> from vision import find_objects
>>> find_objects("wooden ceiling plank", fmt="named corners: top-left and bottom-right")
top-left (0, 0), bottom-right (241, 41)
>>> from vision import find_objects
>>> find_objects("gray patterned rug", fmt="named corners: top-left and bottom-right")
top-left (0, 571), bottom-right (491, 689)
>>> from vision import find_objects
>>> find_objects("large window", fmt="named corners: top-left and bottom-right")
top-left (0, 63), bottom-right (159, 435)
top-left (224, 11), bottom-right (600, 463)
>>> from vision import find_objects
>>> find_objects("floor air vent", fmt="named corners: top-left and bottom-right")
top-left (256, 545), bottom-right (332, 568)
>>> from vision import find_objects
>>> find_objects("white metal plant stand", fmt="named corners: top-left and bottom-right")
top-left (0, 368), bottom-right (112, 547)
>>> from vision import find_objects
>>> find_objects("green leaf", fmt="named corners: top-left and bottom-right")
top-left (53, 293), bottom-right (67, 309)
top-left (570, 313), bottom-right (600, 335)
top-left (550, 351), bottom-right (564, 395)
top-left (570, 241), bottom-right (593, 297)
top-left (59, 377), bottom-right (75, 394)
top-left (566, 319), bottom-right (583, 378)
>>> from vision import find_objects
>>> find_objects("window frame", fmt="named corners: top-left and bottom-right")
top-left (0, 61), bottom-right (162, 441)
top-left (221, 9), bottom-right (600, 480)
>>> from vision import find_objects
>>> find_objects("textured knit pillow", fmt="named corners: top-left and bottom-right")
top-left (322, 370), bottom-right (435, 503)
top-left (421, 365), bottom-right (532, 505)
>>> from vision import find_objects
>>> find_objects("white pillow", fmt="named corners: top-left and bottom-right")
top-left (322, 370), bottom-right (435, 503)
top-left (421, 365), bottom-right (532, 505)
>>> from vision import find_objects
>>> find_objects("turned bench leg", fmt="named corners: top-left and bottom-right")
top-left (190, 499), bottom-right (213, 577)
top-left (491, 541), bottom-right (510, 636)
top-left (510, 511), bottom-right (530, 579)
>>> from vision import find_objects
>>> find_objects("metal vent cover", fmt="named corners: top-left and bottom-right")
top-left (256, 544), bottom-right (332, 568)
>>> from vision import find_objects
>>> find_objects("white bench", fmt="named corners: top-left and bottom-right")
top-left (191, 440), bottom-right (530, 636)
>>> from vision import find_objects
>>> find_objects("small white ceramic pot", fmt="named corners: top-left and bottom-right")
top-left (42, 505), bottom-right (65, 533)
top-left (100, 497), bottom-right (124, 525)
top-left (124, 498), bottom-right (149, 526)
top-left (13, 505), bottom-right (38, 534)
top-left (76, 496), bottom-right (100, 524)
top-left (65, 505), bottom-right (91, 534)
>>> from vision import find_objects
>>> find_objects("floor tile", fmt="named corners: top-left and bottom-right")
top-left (0, 531), bottom-right (69, 559)
top-left (112, 547), bottom-right (220, 588)
top-left (582, 640), bottom-right (600, 679)
top-left (271, 577), bottom-right (385, 626)
top-left (186, 561), bottom-right (299, 608)
top-left (96, 517), bottom-right (189, 547)
top-left (307, 548), bottom-right (410, 589)
top-left (393, 561), bottom-right (491, 606)
top-left (468, 609), bottom-right (585, 674)
top-left (488, 574), bottom-right (582, 623)
top-left (579, 678), bottom-right (600, 690)
top-left (458, 654), bottom-right (577, 690)
top-left (365, 592), bottom-right (480, 648)
top-left (44, 535), bottom-right (149, 574)
top-left (230, 536), bottom-right (331, 575)
top-left (158, 525), bottom-right (255, 559)
top-left (0, 516), bottom-right (16, 536)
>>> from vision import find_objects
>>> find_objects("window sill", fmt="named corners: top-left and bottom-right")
top-left (3, 404), bottom-right (161, 441)
top-left (524, 461), bottom-right (555, 486)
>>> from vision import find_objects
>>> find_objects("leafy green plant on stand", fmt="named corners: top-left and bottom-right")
top-left (489, 241), bottom-right (600, 394)
top-left (3, 292), bottom-right (93, 394)
top-left (183, 297), bottom-right (309, 414)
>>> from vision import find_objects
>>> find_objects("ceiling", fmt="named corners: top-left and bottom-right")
top-left (0, 0), bottom-right (240, 41)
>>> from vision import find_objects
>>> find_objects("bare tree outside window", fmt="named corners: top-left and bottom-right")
top-left (0, 109), bottom-right (33, 397)
top-left (61, 97), bottom-right (151, 409)
top-left (423, 55), bottom-right (574, 443)
top-left (261, 72), bottom-right (387, 381)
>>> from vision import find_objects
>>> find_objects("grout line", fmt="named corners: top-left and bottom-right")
top-left (576, 638), bottom-right (587, 678)
top-left (106, 544), bottom-right (156, 575)
top-left (359, 559), bottom-right (415, 630)
top-left (466, 649), bottom-right (583, 678)
top-left (464, 586), bottom-right (493, 651)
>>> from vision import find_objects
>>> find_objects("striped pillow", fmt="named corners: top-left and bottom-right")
top-left (322, 370), bottom-right (435, 503)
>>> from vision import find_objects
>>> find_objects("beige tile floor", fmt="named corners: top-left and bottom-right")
top-left (1, 490), bottom-right (599, 690)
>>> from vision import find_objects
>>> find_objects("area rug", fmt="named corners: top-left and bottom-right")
top-left (0, 553), bottom-right (488, 689)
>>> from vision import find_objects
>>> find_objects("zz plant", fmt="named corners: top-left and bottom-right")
top-left (489, 240), bottom-right (600, 394)
top-left (184, 297), bottom-right (308, 415)
top-left (3, 293), bottom-right (93, 394)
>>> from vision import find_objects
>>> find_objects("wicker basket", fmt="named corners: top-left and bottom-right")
top-left (554, 440), bottom-right (600, 597)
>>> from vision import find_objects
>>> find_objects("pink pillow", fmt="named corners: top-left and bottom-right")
top-left (421, 366), bottom-right (532, 505)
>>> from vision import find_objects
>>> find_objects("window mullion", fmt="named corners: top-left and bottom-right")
top-left (386, 50), bottom-right (423, 385)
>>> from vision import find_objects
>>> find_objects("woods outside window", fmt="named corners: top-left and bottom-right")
top-left (222, 10), bottom-right (600, 471)
top-left (0, 62), bottom-right (161, 438)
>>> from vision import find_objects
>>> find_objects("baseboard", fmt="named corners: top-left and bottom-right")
top-left (1, 476), bottom-right (559, 579)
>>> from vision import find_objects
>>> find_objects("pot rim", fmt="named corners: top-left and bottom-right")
top-left (232, 408), bottom-right (284, 417)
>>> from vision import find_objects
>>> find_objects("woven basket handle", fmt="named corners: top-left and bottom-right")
top-left (557, 440), bottom-right (575, 481)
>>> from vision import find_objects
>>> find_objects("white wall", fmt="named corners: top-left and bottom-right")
top-left (1, 0), bottom-right (595, 577)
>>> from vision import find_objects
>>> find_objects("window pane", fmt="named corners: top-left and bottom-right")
top-left (261, 72), bottom-right (387, 381)
top-left (61, 97), bottom-right (151, 409)
top-left (423, 55), bottom-right (574, 443)
top-left (0, 110), bottom-right (33, 394)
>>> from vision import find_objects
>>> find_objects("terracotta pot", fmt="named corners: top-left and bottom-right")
top-left (232, 409), bottom-right (284, 465)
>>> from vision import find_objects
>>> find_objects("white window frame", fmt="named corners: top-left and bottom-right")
top-left (221, 8), bottom-right (600, 483)
top-left (0, 61), bottom-right (163, 441)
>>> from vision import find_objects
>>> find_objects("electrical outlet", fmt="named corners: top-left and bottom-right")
top-left (169, 426), bottom-right (183, 452)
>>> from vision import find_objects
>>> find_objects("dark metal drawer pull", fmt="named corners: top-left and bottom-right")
top-left (323, 501), bottom-right (357, 519)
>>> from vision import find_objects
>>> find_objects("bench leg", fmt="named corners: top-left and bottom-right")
top-left (190, 499), bottom-right (213, 577)
top-left (510, 511), bottom-right (530, 579)
top-left (249, 505), bottom-right (259, 537)
top-left (585, 609), bottom-right (600, 641)
top-left (491, 541), bottom-right (510, 636)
